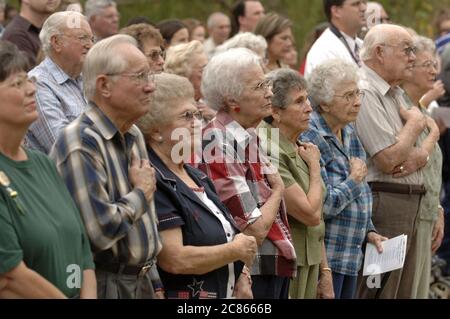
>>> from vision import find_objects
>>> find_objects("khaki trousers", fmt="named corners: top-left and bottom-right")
top-left (398, 219), bottom-right (433, 298)
top-left (357, 191), bottom-right (422, 299)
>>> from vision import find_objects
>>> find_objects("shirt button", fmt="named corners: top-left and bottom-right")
top-left (227, 233), bottom-right (231, 237)
top-left (231, 286), bottom-right (234, 290)
top-left (357, 245), bottom-right (361, 248)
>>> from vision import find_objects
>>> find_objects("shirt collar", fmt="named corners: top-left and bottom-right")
top-left (85, 102), bottom-right (139, 141)
top-left (309, 111), bottom-right (354, 139)
top-left (258, 121), bottom-right (297, 157)
top-left (215, 110), bottom-right (253, 144)
top-left (341, 31), bottom-right (357, 52)
top-left (43, 57), bottom-right (81, 85)
top-left (360, 64), bottom-right (404, 97)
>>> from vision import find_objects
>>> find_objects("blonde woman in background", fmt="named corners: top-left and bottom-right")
top-left (165, 40), bottom-right (215, 123)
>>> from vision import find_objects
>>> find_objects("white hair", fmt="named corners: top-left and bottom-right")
top-left (215, 32), bottom-right (267, 58)
top-left (83, 34), bottom-right (137, 100)
top-left (414, 35), bottom-right (436, 54)
top-left (40, 11), bottom-right (88, 55)
top-left (308, 59), bottom-right (359, 107)
top-left (164, 40), bottom-right (205, 78)
top-left (207, 12), bottom-right (229, 29)
top-left (201, 47), bottom-right (262, 111)
top-left (84, 0), bottom-right (116, 19)
top-left (360, 24), bottom-right (408, 61)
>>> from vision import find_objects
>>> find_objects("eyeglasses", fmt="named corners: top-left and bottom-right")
top-left (59, 33), bottom-right (95, 45)
top-left (178, 110), bottom-right (203, 121)
top-left (145, 49), bottom-right (164, 62)
top-left (382, 43), bottom-right (417, 57)
top-left (335, 89), bottom-right (364, 103)
top-left (414, 60), bottom-right (438, 70)
top-left (106, 71), bottom-right (155, 84)
top-left (251, 79), bottom-right (272, 91)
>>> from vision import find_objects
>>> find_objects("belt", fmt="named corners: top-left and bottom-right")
top-left (368, 182), bottom-right (426, 195)
top-left (95, 261), bottom-right (154, 276)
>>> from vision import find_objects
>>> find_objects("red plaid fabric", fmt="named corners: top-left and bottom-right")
top-left (196, 111), bottom-right (296, 277)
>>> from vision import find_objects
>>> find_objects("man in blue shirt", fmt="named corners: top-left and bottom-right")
top-left (26, 11), bottom-right (93, 153)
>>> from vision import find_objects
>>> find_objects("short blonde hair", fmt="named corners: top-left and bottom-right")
top-left (137, 73), bottom-right (194, 138)
top-left (120, 23), bottom-right (164, 49)
top-left (164, 40), bottom-right (205, 78)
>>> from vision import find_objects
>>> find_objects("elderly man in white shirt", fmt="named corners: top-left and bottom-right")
top-left (305, 0), bottom-right (367, 78)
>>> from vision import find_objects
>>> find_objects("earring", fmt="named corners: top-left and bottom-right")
top-left (235, 106), bottom-right (241, 113)
top-left (158, 136), bottom-right (163, 142)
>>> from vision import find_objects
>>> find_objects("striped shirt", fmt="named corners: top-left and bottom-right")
top-left (197, 111), bottom-right (297, 277)
top-left (301, 111), bottom-right (375, 275)
top-left (49, 103), bottom-right (162, 269)
top-left (26, 57), bottom-right (87, 153)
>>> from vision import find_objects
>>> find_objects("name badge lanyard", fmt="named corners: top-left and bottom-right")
top-left (329, 24), bottom-right (361, 66)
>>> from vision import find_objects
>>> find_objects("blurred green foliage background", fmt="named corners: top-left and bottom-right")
top-left (9, 0), bottom-right (450, 53)
top-left (108, 0), bottom-right (450, 50)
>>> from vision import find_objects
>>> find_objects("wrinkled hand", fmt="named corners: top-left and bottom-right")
top-left (392, 148), bottom-right (429, 178)
top-left (265, 167), bottom-right (285, 193)
top-left (432, 207), bottom-right (445, 253)
top-left (232, 271), bottom-right (253, 299)
top-left (129, 154), bottom-right (156, 202)
top-left (399, 106), bottom-right (427, 131)
top-left (317, 271), bottom-right (335, 299)
top-left (232, 233), bottom-right (257, 267)
top-left (422, 80), bottom-right (446, 105)
top-left (367, 232), bottom-right (388, 253)
top-left (349, 157), bottom-right (368, 183)
top-left (297, 142), bottom-right (321, 166)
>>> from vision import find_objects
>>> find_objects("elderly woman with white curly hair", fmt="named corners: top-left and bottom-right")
top-left (165, 40), bottom-right (215, 123)
top-left (198, 48), bottom-right (296, 299)
top-left (136, 72), bottom-right (257, 299)
top-left (301, 59), bottom-right (387, 299)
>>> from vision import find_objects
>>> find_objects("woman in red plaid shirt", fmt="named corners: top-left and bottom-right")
top-left (197, 48), bottom-right (297, 299)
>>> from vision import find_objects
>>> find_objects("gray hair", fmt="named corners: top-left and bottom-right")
top-left (207, 12), bottom-right (229, 29)
top-left (266, 68), bottom-right (307, 109)
top-left (360, 24), bottom-right (408, 61)
top-left (201, 47), bottom-right (262, 111)
top-left (308, 59), bottom-right (359, 107)
top-left (414, 35), bottom-right (436, 55)
top-left (84, 0), bottom-right (116, 19)
top-left (40, 11), bottom-right (88, 55)
top-left (215, 32), bottom-right (267, 58)
top-left (164, 40), bottom-right (205, 78)
top-left (137, 73), bottom-right (194, 138)
top-left (83, 34), bottom-right (137, 100)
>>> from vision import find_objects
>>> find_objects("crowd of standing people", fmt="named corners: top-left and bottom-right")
top-left (1, 0), bottom-right (450, 300)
